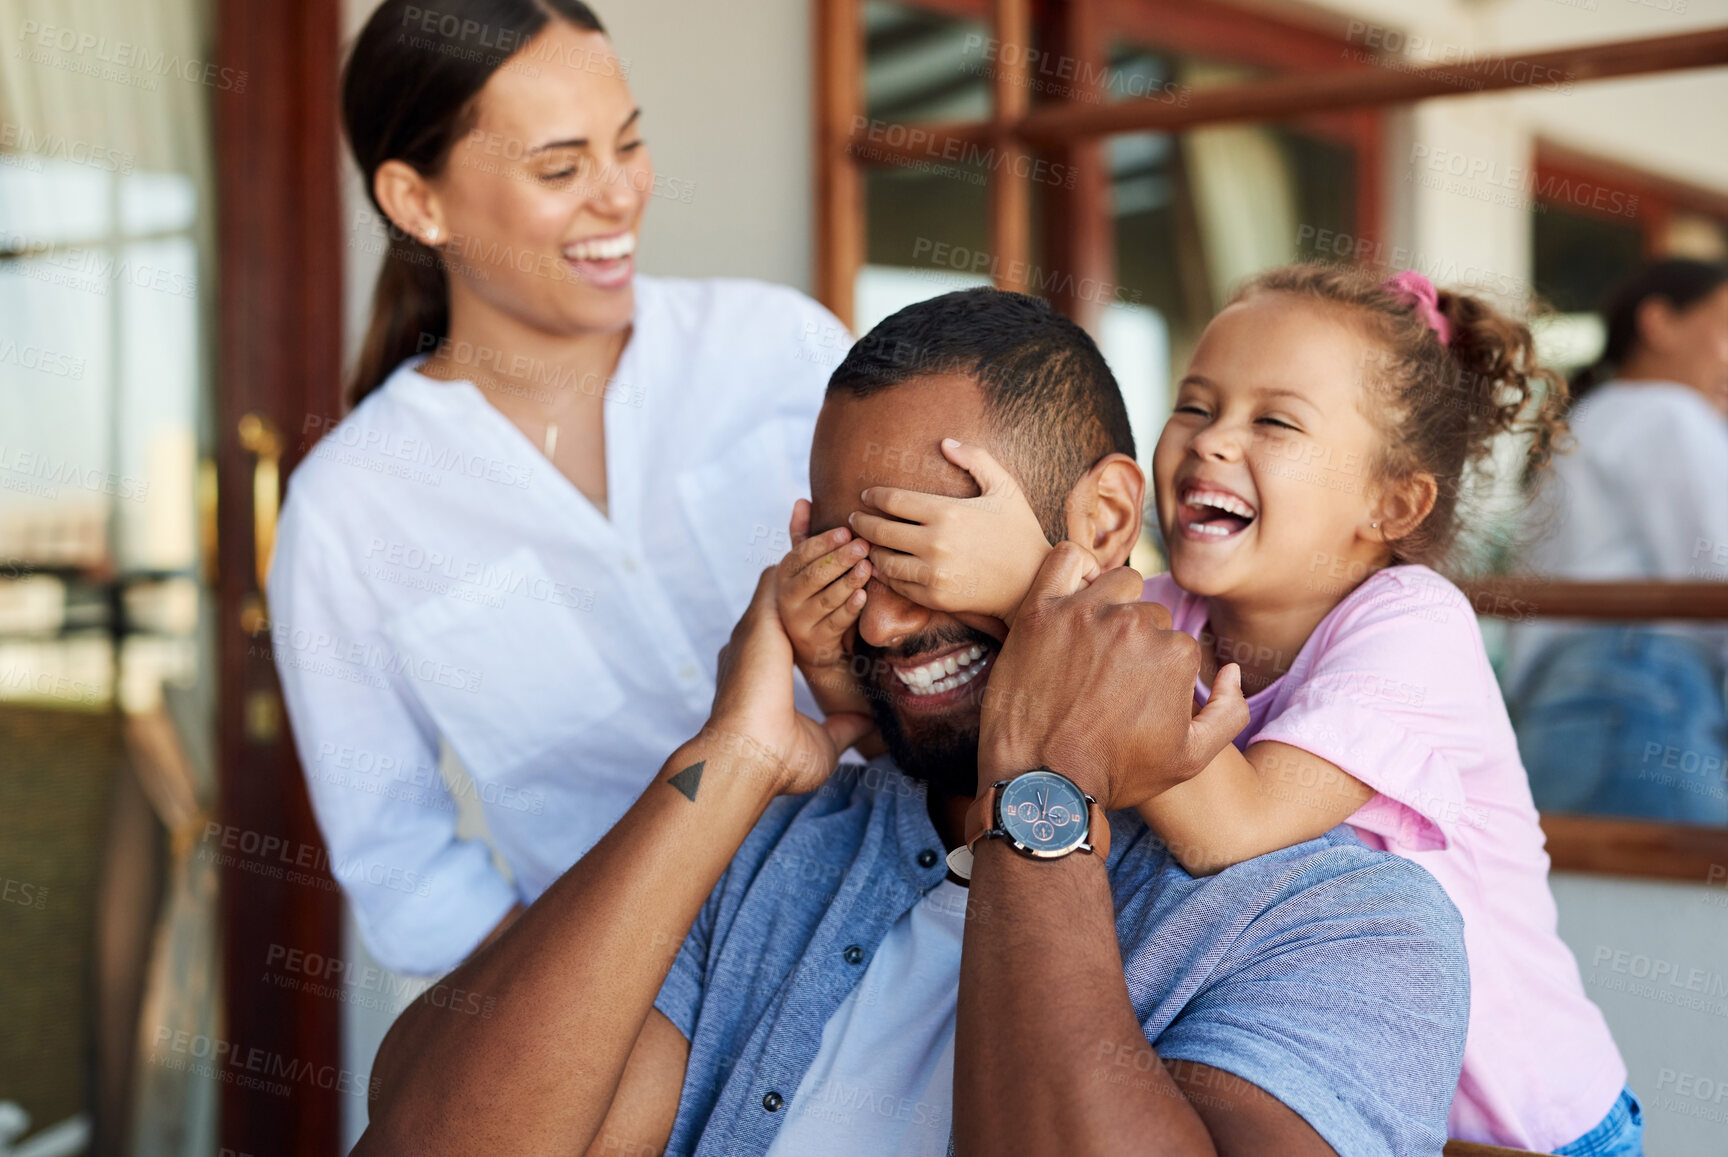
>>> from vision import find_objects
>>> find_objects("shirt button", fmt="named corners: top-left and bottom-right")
top-left (622, 555), bottom-right (638, 573)
top-left (843, 944), bottom-right (864, 965)
top-left (917, 849), bottom-right (939, 869)
top-left (762, 1091), bottom-right (784, 1112)
top-left (678, 663), bottom-right (700, 680)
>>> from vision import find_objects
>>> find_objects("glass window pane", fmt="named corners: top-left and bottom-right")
top-left (1533, 204), bottom-right (1644, 312)
top-left (1283, 130), bottom-right (1356, 264)
top-left (865, 164), bottom-right (990, 270)
top-left (120, 170), bottom-right (197, 236)
top-left (116, 233), bottom-right (198, 572)
top-left (866, 0), bottom-right (989, 125)
top-left (860, 1), bottom-right (994, 317)
top-left (1095, 303), bottom-right (1170, 464)
top-left (0, 160), bottom-right (113, 249)
top-left (0, 632), bottom-right (113, 708)
top-left (854, 263), bottom-right (989, 337)
top-left (0, 249), bottom-right (115, 571)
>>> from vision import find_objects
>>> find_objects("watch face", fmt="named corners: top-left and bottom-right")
top-left (997, 770), bottom-right (1089, 857)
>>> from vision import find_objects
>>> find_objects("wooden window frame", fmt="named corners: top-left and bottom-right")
top-left (819, 5), bottom-right (1728, 318)
top-left (815, 1), bottom-right (1728, 885)
top-left (1534, 137), bottom-right (1728, 255)
top-left (820, 0), bottom-right (1390, 324)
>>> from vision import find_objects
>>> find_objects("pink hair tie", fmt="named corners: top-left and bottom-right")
top-left (1383, 270), bottom-right (1452, 346)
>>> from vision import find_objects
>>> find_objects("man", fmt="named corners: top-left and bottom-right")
top-left (356, 290), bottom-right (1469, 1156)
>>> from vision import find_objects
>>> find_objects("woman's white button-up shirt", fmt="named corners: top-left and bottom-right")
top-left (268, 277), bottom-right (849, 972)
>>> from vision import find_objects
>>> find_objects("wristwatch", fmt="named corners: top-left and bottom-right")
top-left (945, 768), bottom-right (1110, 881)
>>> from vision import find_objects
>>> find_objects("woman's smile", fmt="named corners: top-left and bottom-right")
top-left (563, 229), bottom-right (636, 289)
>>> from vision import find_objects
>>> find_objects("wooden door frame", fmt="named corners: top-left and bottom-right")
top-left (213, 0), bottom-right (346, 1152)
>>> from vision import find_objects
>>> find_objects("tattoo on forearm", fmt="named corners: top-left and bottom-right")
top-left (668, 760), bottom-right (705, 802)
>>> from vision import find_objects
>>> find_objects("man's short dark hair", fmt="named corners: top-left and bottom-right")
top-left (827, 288), bottom-right (1136, 543)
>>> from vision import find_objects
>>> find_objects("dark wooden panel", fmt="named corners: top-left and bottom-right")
top-left (1460, 579), bottom-right (1728, 622)
top-left (816, 0), bottom-right (866, 327)
top-left (1443, 1140), bottom-right (1548, 1157)
top-left (1036, 0), bottom-right (1114, 334)
top-left (213, 0), bottom-right (345, 1152)
top-left (1020, 24), bottom-right (1728, 142)
top-left (988, 0), bottom-right (1032, 287)
top-left (1543, 813), bottom-right (1728, 884)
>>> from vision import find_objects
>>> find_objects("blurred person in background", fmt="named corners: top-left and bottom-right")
top-left (1506, 258), bottom-right (1728, 822)
top-left (268, 0), bottom-right (845, 975)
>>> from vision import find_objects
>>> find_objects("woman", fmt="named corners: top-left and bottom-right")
top-left (270, 0), bottom-right (845, 973)
top-left (1506, 258), bottom-right (1728, 822)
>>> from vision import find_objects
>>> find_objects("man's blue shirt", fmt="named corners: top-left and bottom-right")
top-left (653, 759), bottom-right (1469, 1156)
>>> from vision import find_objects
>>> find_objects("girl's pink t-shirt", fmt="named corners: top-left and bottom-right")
top-left (1144, 565), bottom-right (1625, 1150)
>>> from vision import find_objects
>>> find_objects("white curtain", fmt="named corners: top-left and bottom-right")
top-left (0, 0), bottom-right (215, 191)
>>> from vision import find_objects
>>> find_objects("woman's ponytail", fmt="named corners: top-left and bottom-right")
top-left (350, 233), bottom-right (451, 406)
top-left (341, 0), bottom-right (606, 407)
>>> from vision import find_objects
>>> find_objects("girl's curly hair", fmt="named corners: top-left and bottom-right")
top-left (1235, 263), bottom-right (1570, 575)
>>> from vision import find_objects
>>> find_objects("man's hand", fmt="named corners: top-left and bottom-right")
top-left (959, 547), bottom-right (1309, 1156)
top-left (712, 564), bottom-right (876, 797)
top-left (977, 543), bottom-right (1248, 809)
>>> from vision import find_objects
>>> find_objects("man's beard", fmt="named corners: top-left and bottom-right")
top-left (854, 625), bottom-right (997, 800)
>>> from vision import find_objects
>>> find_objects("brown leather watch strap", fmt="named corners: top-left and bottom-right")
top-left (1087, 799), bottom-right (1111, 861)
top-left (962, 783), bottom-right (1000, 850)
top-left (951, 777), bottom-right (1110, 878)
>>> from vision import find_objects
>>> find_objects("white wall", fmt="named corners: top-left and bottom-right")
top-left (341, 0), bottom-right (385, 380)
top-left (596, 0), bottom-right (816, 290)
top-left (1553, 873), bottom-right (1728, 1157)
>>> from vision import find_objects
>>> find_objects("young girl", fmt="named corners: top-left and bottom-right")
top-left (782, 265), bottom-right (1637, 1154)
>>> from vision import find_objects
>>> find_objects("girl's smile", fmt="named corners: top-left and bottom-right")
top-left (1153, 292), bottom-right (1394, 610)
top-left (1174, 479), bottom-right (1259, 542)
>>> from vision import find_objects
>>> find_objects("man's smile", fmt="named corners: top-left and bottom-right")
top-left (890, 642), bottom-right (994, 699)
top-left (872, 637), bottom-right (1001, 715)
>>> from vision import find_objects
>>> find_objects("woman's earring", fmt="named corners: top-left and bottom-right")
top-left (425, 226), bottom-right (439, 244)
top-left (1371, 520), bottom-right (1380, 528)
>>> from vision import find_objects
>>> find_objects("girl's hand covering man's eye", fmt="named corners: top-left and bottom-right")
top-left (775, 498), bottom-right (876, 723)
top-left (849, 439), bottom-right (1053, 625)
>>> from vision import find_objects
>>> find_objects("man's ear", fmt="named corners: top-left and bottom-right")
top-left (374, 159), bottom-right (447, 247)
top-left (1063, 453), bottom-right (1144, 569)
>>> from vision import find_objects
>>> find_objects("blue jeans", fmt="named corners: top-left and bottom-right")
top-left (1553, 1087), bottom-right (1644, 1156)
top-left (1515, 628), bottom-right (1728, 823)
